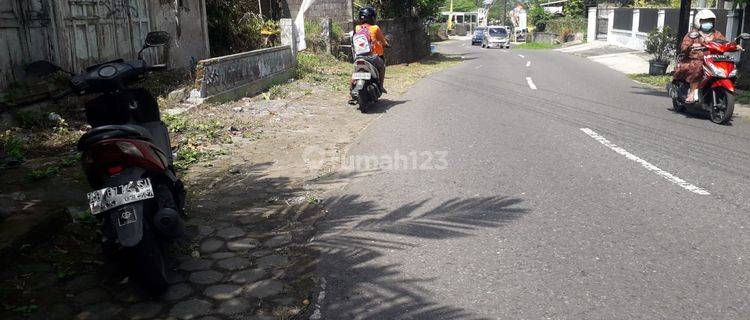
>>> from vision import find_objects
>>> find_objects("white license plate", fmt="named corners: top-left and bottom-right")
top-left (352, 72), bottom-right (371, 80)
top-left (87, 178), bottom-right (154, 215)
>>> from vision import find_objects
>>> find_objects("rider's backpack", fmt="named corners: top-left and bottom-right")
top-left (352, 25), bottom-right (373, 56)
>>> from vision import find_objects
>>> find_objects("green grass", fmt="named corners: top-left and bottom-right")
top-left (14, 109), bottom-right (52, 129)
top-left (1, 131), bottom-right (24, 162)
top-left (27, 165), bottom-right (60, 180)
top-left (514, 42), bottom-right (560, 50)
top-left (627, 73), bottom-right (672, 88)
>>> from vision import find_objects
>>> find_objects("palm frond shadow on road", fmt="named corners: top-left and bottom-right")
top-left (313, 195), bottom-right (529, 320)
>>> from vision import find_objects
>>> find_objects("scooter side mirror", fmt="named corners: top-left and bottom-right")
top-left (145, 31), bottom-right (170, 47)
top-left (138, 31), bottom-right (170, 59)
top-left (25, 60), bottom-right (62, 77)
top-left (688, 32), bottom-right (700, 39)
top-left (740, 33), bottom-right (750, 40)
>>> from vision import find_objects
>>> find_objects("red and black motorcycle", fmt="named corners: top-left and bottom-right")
top-left (668, 32), bottom-right (750, 124)
top-left (26, 31), bottom-right (185, 294)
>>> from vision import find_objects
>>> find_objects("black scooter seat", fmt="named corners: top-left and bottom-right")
top-left (78, 124), bottom-right (154, 151)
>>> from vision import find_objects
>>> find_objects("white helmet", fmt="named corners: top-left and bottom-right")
top-left (694, 9), bottom-right (716, 28)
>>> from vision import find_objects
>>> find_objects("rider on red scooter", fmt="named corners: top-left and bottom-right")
top-left (674, 9), bottom-right (741, 103)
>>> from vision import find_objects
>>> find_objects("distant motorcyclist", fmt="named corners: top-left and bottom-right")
top-left (354, 6), bottom-right (390, 93)
top-left (674, 9), bottom-right (727, 103)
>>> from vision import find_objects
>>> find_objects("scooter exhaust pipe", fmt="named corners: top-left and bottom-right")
top-left (153, 207), bottom-right (183, 239)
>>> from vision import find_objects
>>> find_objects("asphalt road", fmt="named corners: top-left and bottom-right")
top-left (314, 40), bottom-right (750, 320)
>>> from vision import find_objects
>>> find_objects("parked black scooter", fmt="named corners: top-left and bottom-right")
top-left (26, 31), bottom-right (185, 294)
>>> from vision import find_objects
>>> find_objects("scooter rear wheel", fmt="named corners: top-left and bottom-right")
top-left (358, 92), bottom-right (369, 113)
top-left (710, 88), bottom-right (734, 125)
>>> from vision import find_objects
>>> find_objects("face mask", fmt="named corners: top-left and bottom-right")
top-left (700, 22), bottom-right (714, 32)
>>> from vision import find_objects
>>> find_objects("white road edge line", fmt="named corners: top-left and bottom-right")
top-left (525, 77), bottom-right (537, 90)
top-left (518, 54), bottom-right (525, 58)
top-left (580, 128), bottom-right (711, 195)
top-left (526, 61), bottom-right (531, 67)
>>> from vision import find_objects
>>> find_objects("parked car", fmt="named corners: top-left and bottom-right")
top-left (482, 26), bottom-right (510, 49)
top-left (471, 27), bottom-right (486, 45)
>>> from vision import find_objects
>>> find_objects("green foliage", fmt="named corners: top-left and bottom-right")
top-left (163, 113), bottom-right (189, 133)
top-left (645, 26), bottom-right (676, 62)
top-left (331, 22), bottom-right (344, 42)
top-left (1, 131), bottom-right (24, 165)
top-left (71, 209), bottom-right (96, 224)
top-left (428, 23), bottom-right (445, 41)
top-left (14, 109), bottom-right (52, 129)
top-left (528, 5), bottom-right (552, 31)
top-left (737, 90), bottom-right (750, 104)
top-left (632, 0), bottom-right (682, 8)
top-left (354, 0), bottom-right (444, 19)
top-left (628, 73), bottom-right (673, 87)
top-left (205, 1), bottom-right (280, 56)
top-left (27, 165), bottom-right (60, 180)
top-left (164, 112), bottom-right (232, 171)
top-left (60, 154), bottom-right (81, 168)
top-left (305, 20), bottom-right (328, 53)
top-left (514, 42), bottom-right (560, 49)
top-left (13, 305), bottom-right (39, 316)
top-left (442, 0), bottom-right (479, 12)
top-left (174, 145), bottom-right (208, 171)
top-left (563, 0), bottom-right (584, 17)
top-left (546, 16), bottom-right (586, 41)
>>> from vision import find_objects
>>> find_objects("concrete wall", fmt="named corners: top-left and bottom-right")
top-left (150, 0), bottom-right (211, 71)
top-left (286, 0), bottom-right (353, 30)
top-left (597, 7), bottom-right (742, 51)
top-left (378, 18), bottom-right (432, 65)
top-left (193, 46), bottom-right (295, 101)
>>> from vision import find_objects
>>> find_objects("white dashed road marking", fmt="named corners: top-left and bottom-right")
top-left (526, 61), bottom-right (531, 67)
top-left (580, 128), bottom-right (711, 195)
top-left (525, 77), bottom-right (537, 90)
top-left (518, 54), bottom-right (525, 58)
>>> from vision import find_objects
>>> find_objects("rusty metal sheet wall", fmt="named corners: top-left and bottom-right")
top-left (0, 0), bottom-right (154, 90)
top-left (58, 0), bottom-right (153, 72)
top-left (0, 0), bottom-right (57, 89)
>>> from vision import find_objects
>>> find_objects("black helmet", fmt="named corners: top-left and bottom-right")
top-left (358, 6), bottom-right (376, 25)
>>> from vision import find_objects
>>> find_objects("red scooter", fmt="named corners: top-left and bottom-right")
top-left (668, 32), bottom-right (750, 124)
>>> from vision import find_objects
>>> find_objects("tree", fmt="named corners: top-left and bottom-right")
top-left (354, 0), bottom-right (445, 19)
top-left (528, 5), bottom-right (551, 31)
top-left (442, 0), bottom-right (480, 12)
top-left (563, 0), bottom-right (584, 17)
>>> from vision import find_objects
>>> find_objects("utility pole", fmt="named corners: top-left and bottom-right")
top-left (677, 0), bottom-right (691, 48)
top-left (500, 0), bottom-right (508, 25)
top-left (448, 0), bottom-right (454, 31)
